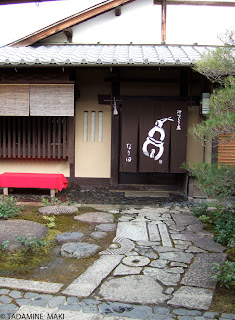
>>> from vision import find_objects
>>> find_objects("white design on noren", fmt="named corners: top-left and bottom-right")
top-left (142, 117), bottom-right (174, 162)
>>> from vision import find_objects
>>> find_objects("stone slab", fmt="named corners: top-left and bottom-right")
top-left (143, 268), bottom-right (181, 286)
top-left (116, 221), bottom-right (148, 241)
top-left (157, 222), bottom-right (173, 247)
top-left (62, 255), bottom-right (123, 297)
top-left (193, 237), bottom-right (226, 253)
top-left (113, 264), bottom-right (142, 276)
top-left (61, 242), bottom-right (101, 258)
top-left (56, 231), bottom-right (84, 245)
top-left (95, 224), bottom-right (116, 232)
top-left (159, 252), bottom-right (194, 264)
top-left (148, 223), bottom-right (161, 241)
top-left (98, 275), bottom-right (169, 304)
top-left (0, 277), bottom-right (63, 294)
top-left (167, 286), bottom-right (213, 310)
top-left (74, 212), bottom-right (114, 224)
top-left (181, 253), bottom-right (227, 289)
top-left (125, 191), bottom-right (170, 198)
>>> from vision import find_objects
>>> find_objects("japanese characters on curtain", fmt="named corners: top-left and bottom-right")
top-left (120, 101), bottom-right (188, 173)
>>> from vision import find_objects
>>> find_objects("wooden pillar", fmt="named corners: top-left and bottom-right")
top-left (161, 0), bottom-right (167, 43)
top-left (110, 69), bottom-right (120, 188)
top-left (68, 117), bottom-right (75, 178)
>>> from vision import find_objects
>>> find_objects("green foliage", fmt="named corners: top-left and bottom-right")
top-left (0, 195), bottom-right (22, 219)
top-left (214, 208), bottom-right (235, 246)
top-left (0, 241), bottom-right (9, 252)
top-left (42, 215), bottom-right (56, 229)
top-left (198, 215), bottom-right (213, 224)
top-left (211, 260), bottom-right (235, 288)
top-left (41, 196), bottom-right (76, 206)
top-left (185, 162), bottom-right (235, 202)
top-left (191, 204), bottom-right (208, 217)
top-left (191, 30), bottom-right (235, 143)
top-left (15, 236), bottom-right (52, 254)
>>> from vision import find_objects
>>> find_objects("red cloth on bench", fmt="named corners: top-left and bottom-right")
top-left (0, 173), bottom-right (68, 192)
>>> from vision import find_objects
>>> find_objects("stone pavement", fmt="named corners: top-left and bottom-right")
top-left (0, 203), bottom-right (234, 320)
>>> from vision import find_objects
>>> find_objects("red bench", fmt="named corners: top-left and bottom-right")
top-left (0, 172), bottom-right (68, 197)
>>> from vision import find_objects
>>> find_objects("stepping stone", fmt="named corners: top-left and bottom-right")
top-left (116, 221), bottom-right (148, 241)
top-left (181, 253), bottom-right (227, 289)
top-left (167, 286), bottom-right (213, 310)
top-left (56, 231), bottom-right (84, 245)
top-left (90, 231), bottom-right (107, 240)
top-left (74, 212), bottom-right (114, 224)
top-left (113, 264), bottom-right (142, 276)
top-left (0, 219), bottom-right (48, 251)
top-left (95, 224), bottom-right (116, 232)
top-left (99, 237), bottom-right (135, 255)
top-left (122, 256), bottom-right (150, 267)
top-left (62, 255), bottom-right (123, 297)
top-left (0, 277), bottom-right (63, 294)
top-left (98, 275), bottom-right (169, 304)
top-left (134, 247), bottom-right (159, 259)
top-left (172, 214), bottom-right (200, 226)
top-left (61, 242), bottom-right (101, 258)
top-left (193, 237), bottom-right (226, 253)
top-left (143, 268), bottom-right (181, 286)
top-left (157, 222), bottom-right (173, 247)
top-left (147, 222), bottom-right (160, 241)
top-left (159, 252), bottom-right (194, 264)
top-left (38, 206), bottom-right (78, 215)
top-left (187, 224), bottom-right (204, 232)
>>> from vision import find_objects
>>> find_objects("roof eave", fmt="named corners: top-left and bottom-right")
top-left (9, 0), bottom-right (135, 47)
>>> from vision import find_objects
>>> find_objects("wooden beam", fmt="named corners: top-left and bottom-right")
top-left (64, 28), bottom-right (73, 43)
top-left (10, 0), bottom-right (135, 46)
top-left (161, 0), bottom-right (167, 43)
top-left (155, 0), bottom-right (235, 6)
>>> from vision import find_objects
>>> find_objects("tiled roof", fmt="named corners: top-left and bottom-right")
top-left (0, 44), bottom-right (216, 67)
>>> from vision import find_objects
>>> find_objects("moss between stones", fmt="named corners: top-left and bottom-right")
top-left (0, 205), bottom-right (115, 285)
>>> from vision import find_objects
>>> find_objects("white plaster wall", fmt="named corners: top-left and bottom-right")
top-left (0, 159), bottom-right (70, 176)
top-left (74, 68), bottom-right (112, 178)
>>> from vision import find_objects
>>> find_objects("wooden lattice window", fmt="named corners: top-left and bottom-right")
top-left (0, 116), bottom-right (72, 160)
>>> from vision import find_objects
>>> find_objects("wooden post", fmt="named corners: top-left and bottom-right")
top-left (3, 188), bottom-right (8, 196)
top-left (161, 0), bottom-right (167, 43)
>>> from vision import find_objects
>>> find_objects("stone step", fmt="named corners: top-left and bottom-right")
top-left (62, 255), bottom-right (123, 297)
top-left (116, 221), bottom-right (149, 241)
top-left (157, 221), bottom-right (173, 247)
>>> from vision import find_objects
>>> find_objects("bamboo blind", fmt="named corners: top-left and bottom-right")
top-left (0, 116), bottom-right (69, 160)
top-left (30, 84), bottom-right (74, 116)
top-left (0, 84), bottom-right (30, 116)
top-left (218, 135), bottom-right (235, 166)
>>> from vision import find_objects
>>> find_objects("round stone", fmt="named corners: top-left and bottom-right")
top-left (90, 231), bottom-right (108, 240)
top-left (74, 212), bottom-right (114, 224)
top-left (38, 206), bottom-right (78, 215)
top-left (109, 243), bottom-right (120, 249)
top-left (95, 224), bottom-right (116, 232)
top-left (61, 242), bottom-right (101, 258)
top-left (0, 219), bottom-right (48, 251)
top-left (56, 231), bottom-right (84, 245)
top-left (122, 255), bottom-right (150, 267)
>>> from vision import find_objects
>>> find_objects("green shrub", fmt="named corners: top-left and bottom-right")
top-left (185, 162), bottom-right (235, 202)
top-left (15, 236), bottom-right (51, 254)
top-left (42, 215), bottom-right (56, 229)
top-left (211, 261), bottom-right (235, 288)
top-left (0, 241), bottom-right (9, 252)
top-left (0, 196), bottom-right (22, 219)
top-left (191, 204), bottom-right (208, 217)
top-left (215, 208), bottom-right (235, 246)
top-left (41, 196), bottom-right (76, 206)
top-left (198, 215), bottom-right (213, 224)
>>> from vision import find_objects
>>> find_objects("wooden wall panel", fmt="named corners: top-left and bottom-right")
top-left (218, 135), bottom-right (235, 166)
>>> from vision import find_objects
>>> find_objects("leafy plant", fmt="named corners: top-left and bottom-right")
top-left (0, 241), bottom-right (9, 252)
top-left (198, 215), bottom-right (213, 224)
top-left (185, 162), bottom-right (235, 202)
top-left (41, 196), bottom-right (76, 206)
top-left (42, 215), bottom-right (56, 229)
top-left (215, 208), bottom-right (235, 246)
top-left (191, 204), bottom-right (208, 217)
top-left (211, 260), bottom-right (235, 288)
top-left (15, 236), bottom-right (51, 254)
top-left (0, 195), bottom-right (22, 219)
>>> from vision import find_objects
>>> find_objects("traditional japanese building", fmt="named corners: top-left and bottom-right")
top-left (0, 0), bottom-right (234, 196)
